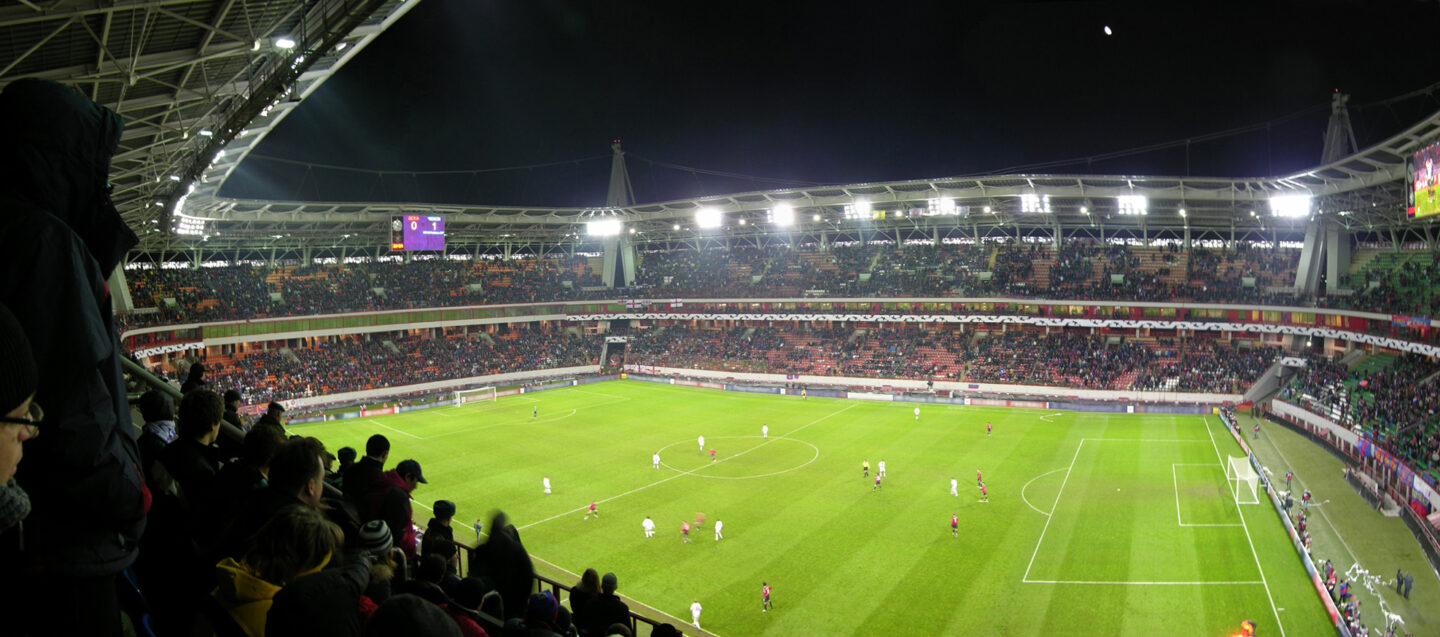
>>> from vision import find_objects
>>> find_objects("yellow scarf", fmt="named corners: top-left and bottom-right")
top-left (212, 553), bottom-right (332, 637)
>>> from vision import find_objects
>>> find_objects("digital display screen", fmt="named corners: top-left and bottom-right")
top-left (1410, 141), bottom-right (1440, 219)
top-left (391, 215), bottom-right (445, 251)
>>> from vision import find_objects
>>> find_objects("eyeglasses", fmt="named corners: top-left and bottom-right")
top-left (0, 402), bottom-right (42, 438)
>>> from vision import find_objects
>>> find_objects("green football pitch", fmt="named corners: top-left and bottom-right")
top-left (294, 381), bottom-right (1334, 636)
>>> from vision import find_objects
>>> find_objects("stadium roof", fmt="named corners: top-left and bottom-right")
top-left (0, 1), bottom-right (1434, 255)
top-left (0, 0), bottom-right (420, 249)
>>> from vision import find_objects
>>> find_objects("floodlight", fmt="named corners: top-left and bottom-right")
top-left (1270, 194), bottom-right (1312, 218)
top-left (673, 224), bottom-right (680, 231)
top-left (738, 218), bottom-right (747, 226)
top-left (813, 214), bottom-right (822, 222)
top-left (336, 42), bottom-right (348, 52)
top-left (770, 203), bottom-right (795, 226)
top-left (983, 205), bottom-right (993, 214)
top-left (628, 227), bottom-right (636, 234)
top-left (1080, 206), bottom-right (1089, 214)
top-left (586, 219), bottom-right (623, 237)
top-left (276, 37), bottom-right (297, 49)
top-left (199, 129), bottom-right (214, 137)
top-left (1178, 208), bottom-right (1187, 217)
top-left (1117, 195), bottom-right (1148, 215)
top-left (844, 199), bottom-right (872, 220)
top-left (696, 207), bottom-right (723, 228)
top-left (1020, 193), bottom-right (1051, 213)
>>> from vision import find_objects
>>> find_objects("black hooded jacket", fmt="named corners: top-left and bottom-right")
top-left (0, 79), bottom-right (145, 576)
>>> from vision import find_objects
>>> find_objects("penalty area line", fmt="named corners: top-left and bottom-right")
top-left (1023, 579), bottom-right (1265, 586)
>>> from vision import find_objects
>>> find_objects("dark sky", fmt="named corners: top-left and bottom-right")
top-left (222, 0), bottom-right (1440, 207)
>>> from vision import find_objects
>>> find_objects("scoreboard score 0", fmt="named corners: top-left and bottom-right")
top-left (390, 215), bottom-right (446, 251)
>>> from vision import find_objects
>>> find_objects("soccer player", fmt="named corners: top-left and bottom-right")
top-left (987, 421), bottom-right (992, 437)
top-left (642, 516), bottom-right (655, 538)
top-left (762, 582), bottom-right (772, 612)
top-left (533, 405), bottom-right (538, 419)
top-left (951, 514), bottom-right (959, 537)
top-left (801, 388), bottom-right (807, 399)
top-left (873, 474), bottom-right (882, 491)
top-left (714, 519), bottom-right (724, 541)
top-left (695, 512), bottom-right (706, 529)
top-left (474, 518), bottom-right (484, 541)
top-left (585, 501), bottom-right (598, 520)
top-left (690, 599), bottom-right (703, 629)
top-left (1253, 423), bottom-right (1259, 439)
top-left (543, 476), bottom-right (551, 495)
top-left (1302, 489), bottom-right (1311, 510)
top-left (878, 460), bottom-right (886, 478)
top-left (653, 452), bottom-right (661, 469)
top-left (950, 478), bottom-right (959, 497)
top-left (914, 406), bottom-right (920, 420)
top-left (709, 448), bottom-right (717, 463)
top-left (1285, 470), bottom-right (1293, 490)
top-left (698, 435), bottom-right (705, 453)
top-left (976, 468), bottom-right (983, 486)
top-left (681, 521), bottom-right (691, 543)
top-left (978, 482), bottom-right (988, 502)
top-left (762, 424), bottom-right (768, 439)
top-left (862, 460), bottom-right (869, 477)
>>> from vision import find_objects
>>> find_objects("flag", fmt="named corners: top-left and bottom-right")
top-left (967, 383), bottom-right (980, 389)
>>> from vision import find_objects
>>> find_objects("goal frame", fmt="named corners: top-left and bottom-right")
top-left (1225, 455), bottom-right (1261, 506)
top-left (454, 386), bottom-right (497, 405)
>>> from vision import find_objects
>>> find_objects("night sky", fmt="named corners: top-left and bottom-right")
top-left (221, 1), bottom-right (1440, 207)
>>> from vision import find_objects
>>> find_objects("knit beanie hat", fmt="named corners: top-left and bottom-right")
top-left (0, 303), bottom-right (36, 416)
top-left (526, 590), bottom-right (558, 624)
top-left (358, 519), bottom-right (393, 555)
top-left (433, 499), bottom-right (456, 520)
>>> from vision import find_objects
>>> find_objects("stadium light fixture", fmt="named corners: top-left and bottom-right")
top-left (1270, 194), bottom-right (1312, 218)
top-left (738, 218), bottom-right (747, 226)
top-left (983, 205), bottom-right (993, 214)
top-left (1178, 207), bottom-right (1187, 217)
top-left (844, 199), bottom-right (872, 221)
top-left (813, 214), bottom-right (822, 222)
top-left (770, 202), bottom-right (795, 226)
top-left (276, 37), bottom-right (297, 49)
top-left (696, 207), bottom-right (724, 229)
top-left (586, 219), bottom-right (623, 237)
top-left (1117, 195), bottom-right (1148, 215)
top-left (673, 224), bottom-right (680, 231)
top-left (1020, 193), bottom-right (1051, 213)
top-left (1080, 205), bottom-right (1089, 214)
top-left (927, 197), bottom-right (958, 216)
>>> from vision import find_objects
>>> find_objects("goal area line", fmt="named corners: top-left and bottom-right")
top-left (1023, 579), bottom-right (1265, 586)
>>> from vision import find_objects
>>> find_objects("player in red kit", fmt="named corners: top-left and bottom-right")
top-left (584, 501), bottom-right (599, 520)
top-left (682, 521), bottom-right (691, 543)
top-left (986, 422), bottom-right (992, 437)
top-left (950, 514), bottom-right (959, 537)
top-left (873, 474), bottom-right (882, 491)
top-left (709, 448), bottom-right (716, 463)
top-left (978, 482), bottom-right (988, 502)
top-left (976, 469), bottom-right (983, 486)
top-left (761, 582), bottom-right (772, 612)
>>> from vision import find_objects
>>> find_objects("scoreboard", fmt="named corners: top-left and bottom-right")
top-left (1409, 140), bottom-right (1440, 219)
top-left (391, 215), bottom-right (445, 251)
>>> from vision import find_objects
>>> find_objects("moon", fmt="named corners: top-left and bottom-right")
top-left (1103, 25), bottom-right (1113, 36)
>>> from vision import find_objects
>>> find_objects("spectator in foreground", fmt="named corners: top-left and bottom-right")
top-left (0, 78), bottom-right (145, 636)
top-left (161, 389), bottom-right (226, 517)
top-left (366, 593), bottom-right (462, 637)
top-left (372, 459), bottom-right (426, 560)
top-left (254, 401), bottom-right (288, 436)
top-left (0, 302), bottom-right (38, 534)
top-left (212, 504), bottom-right (343, 636)
top-left (346, 434), bottom-right (390, 509)
top-left (421, 499), bottom-right (459, 574)
top-left (223, 389), bottom-right (249, 432)
top-left (135, 389), bottom-right (177, 475)
top-left (220, 436), bottom-right (330, 559)
top-left (181, 361), bottom-right (209, 394)
top-left (470, 511), bottom-right (535, 622)
top-left (580, 572), bottom-right (630, 636)
top-left (568, 568), bottom-right (602, 631)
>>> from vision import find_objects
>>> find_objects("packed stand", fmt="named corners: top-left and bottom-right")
top-left (1285, 351), bottom-right (1440, 474)
top-left (201, 327), bottom-right (597, 405)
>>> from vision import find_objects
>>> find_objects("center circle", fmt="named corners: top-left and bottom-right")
top-left (655, 435), bottom-right (819, 480)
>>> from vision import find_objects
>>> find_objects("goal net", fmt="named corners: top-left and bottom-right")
top-left (454, 386), bottom-right (497, 405)
top-left (1225, 456), bottom-right (1261, 505)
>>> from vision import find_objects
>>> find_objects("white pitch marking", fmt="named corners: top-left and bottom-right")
top-left (1020, 467), bottom-right (1069, 517)
top-left (361, 418), bottom-right (424, 440)
top-left (1022, 439), bottom-right (1084, 582)
top-left (518, 403), bottom-right (858, 531)
top-left (1206, 417), bottom-right (1287, 637)
top-left (1024, 579), bottom-right (1263, 586)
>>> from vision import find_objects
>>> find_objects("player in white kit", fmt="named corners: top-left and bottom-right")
top-left (542, 477), bottom-right (551, 495)
top-left (914, 406), bottom-right (920, 420)
top-left (642, 516), bottom-right (655, 538)
top-left (690, 599), bottom-right (703, 629)
top-left (878, 460), bottom-right (886, 478)
top-left (950, 478), bottom-right (959, 497)
top-left (762, 424), bottom-right (768, 439)
top-left (653, 452), bottom-right (660, 469)
top-left (698, 435), bottom-right (705, 453)
top-left (714, 519), bottom-right (724, 541)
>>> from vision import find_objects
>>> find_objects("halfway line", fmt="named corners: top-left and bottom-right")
top-left (518, 402), bottom-right (859, 531)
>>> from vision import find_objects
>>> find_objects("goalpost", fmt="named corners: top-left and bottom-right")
top-left (1225, 456), bottom-right (1261, 505)
top-left (454, 386), bottom-right (497, 405)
